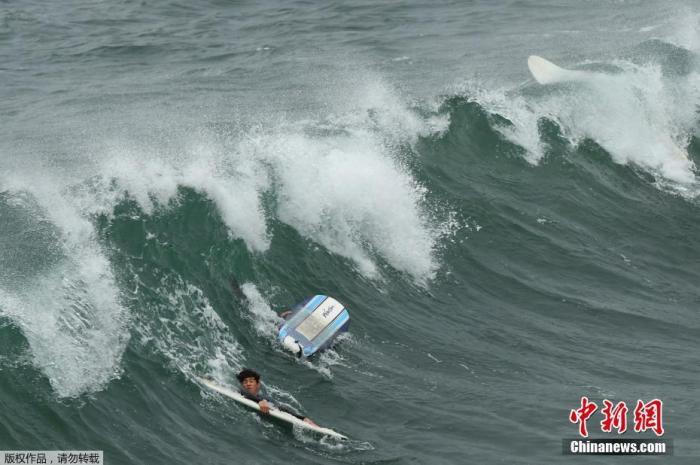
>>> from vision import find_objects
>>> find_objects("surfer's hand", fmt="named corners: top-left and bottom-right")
top-left (259, 400), bottom-right (270, 414)
top-left (303, 418), bottom-right (318, 426)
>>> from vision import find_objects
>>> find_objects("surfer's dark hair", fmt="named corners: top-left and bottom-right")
top-left (237, 368), bottom-right (260, 383)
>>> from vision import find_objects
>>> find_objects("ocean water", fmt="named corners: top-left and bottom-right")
top-left (1, 1), bottom-right (699, 463)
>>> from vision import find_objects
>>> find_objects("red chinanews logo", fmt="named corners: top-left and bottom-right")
top-left (569, 397), bottom-right (664, 437)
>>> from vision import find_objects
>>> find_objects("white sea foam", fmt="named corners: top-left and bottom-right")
top-left (129, 274), bottom-right (245, 381)
top-left (465, 53), bottom-right (698, 186)
top-left (0, 181), bottom-right (129, 398)
top-left (464, 84), bottom-right (546, 164)
top-left (91, 144), bottom-right (271, 252)
top-left (240, 282), bottom-right (283, 338)
top-left (546, 61), bottom-right (696, 184)
top-left (665, 9), bottom-right (700, 53)
top-left (238, 129), bottom-right (438, 280)
top-left (67, 74), bottom-right (448, 282)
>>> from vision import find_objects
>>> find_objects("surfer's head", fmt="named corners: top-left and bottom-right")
top-left (237, 368), bottom-right (261, 395)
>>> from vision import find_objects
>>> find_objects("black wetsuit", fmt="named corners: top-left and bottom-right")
top-left (239, 389), bottom-right (306, 420)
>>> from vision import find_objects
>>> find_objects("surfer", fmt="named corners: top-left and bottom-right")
top-left (237, 368), bottom-right (318, 426)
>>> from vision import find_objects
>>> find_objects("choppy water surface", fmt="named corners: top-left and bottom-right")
top-left (1, 1), bottom-right (699, 463)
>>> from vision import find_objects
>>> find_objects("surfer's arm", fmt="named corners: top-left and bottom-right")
top-left (238, 389), bottom-right (271, 413)
top-left (239, 389), bottom-right (314, 423)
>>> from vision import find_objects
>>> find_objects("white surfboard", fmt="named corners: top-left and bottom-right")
top-left (196, 377), bottom-right (348, 440)
top-left (527, 55), bottom-right (588, 84)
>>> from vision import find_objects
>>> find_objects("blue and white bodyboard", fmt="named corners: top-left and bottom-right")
top-left (278, 295), bottom-right (350, 357)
